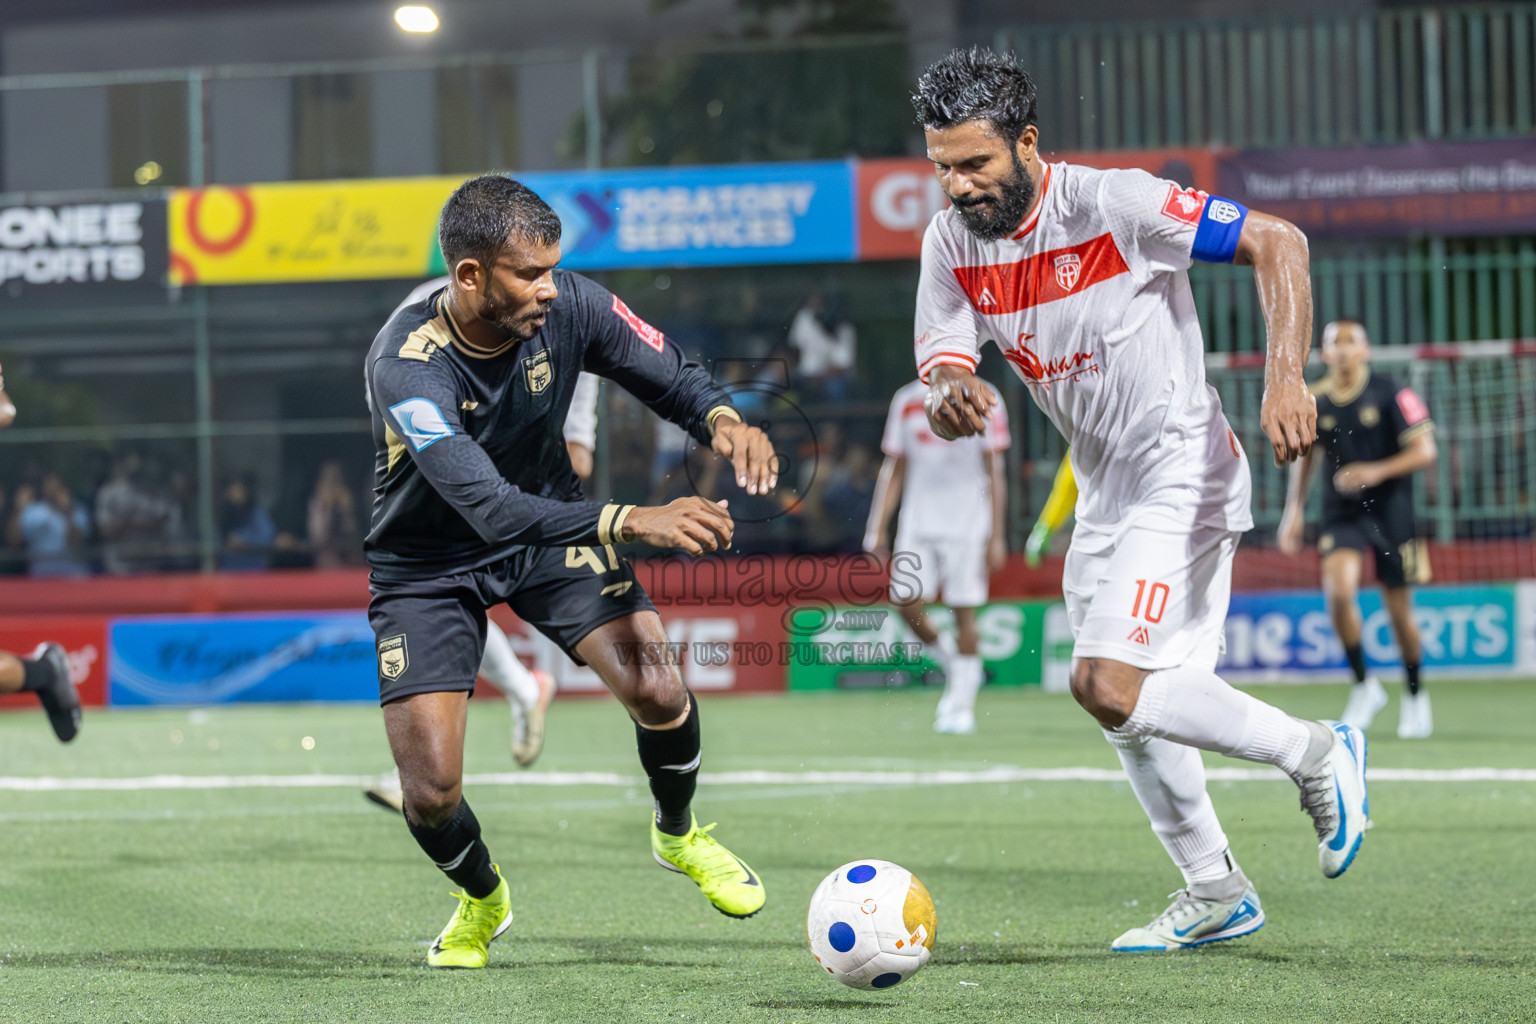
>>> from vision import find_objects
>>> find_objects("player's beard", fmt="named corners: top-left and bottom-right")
top-left (478, 284), bottom-right (551, 342)
top-left (950, 148), bottom-right (1036, 242)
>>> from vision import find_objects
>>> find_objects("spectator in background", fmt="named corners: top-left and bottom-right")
top-left (787, 292), bottom-right (856, 402)
top-left (159, 467), bottom-right (200, 571)
top-left (821, 443), bottom-right (880, 551)
top-left (648, 420), bottom-right (691, 506)
top-left (13, 472), bottom-right (91, 577)
top-left (96, 451), bottom-right (175, 575)
top-left (0, 483), bottom-right (17, 575)
top-left (218, 474), bottom-right (277, 572)
top-left (307, 460), bottom-right (362, 567)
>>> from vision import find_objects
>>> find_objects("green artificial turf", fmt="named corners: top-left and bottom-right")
top-left (0, 680), bottom-right (1532, 1022)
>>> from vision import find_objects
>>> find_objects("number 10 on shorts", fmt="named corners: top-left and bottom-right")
top-left (1130, 579), bottom-right (1169, 623)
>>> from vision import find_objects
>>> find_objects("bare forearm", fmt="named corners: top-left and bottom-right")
top-left (865, 457), bottom-right (904, 546)
top-left (988, 452), bottom-right (1006, 538)
top-left (1249, 221), bottom-right (1313, 394)
top-left (1371, 435), bottom-right (1437, 482)
top-left (1284, 449), bottom-right (1317, 516)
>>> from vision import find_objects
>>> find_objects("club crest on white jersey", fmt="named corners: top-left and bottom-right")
top-left (1053, 252), bottom-right (1081, 291)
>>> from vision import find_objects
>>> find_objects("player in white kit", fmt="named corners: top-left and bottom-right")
top-left (865, 378), bottom-right (1009, 733)
top-left (911, 48), bottom-right (1369, 951)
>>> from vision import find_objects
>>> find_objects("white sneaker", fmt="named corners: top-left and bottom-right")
top-left (511, 668), bottom-right (557, 767)
top-left (1397, 691), bottom-right (1433, 739)
top-left (1111, 885), bottom-right (1265, 951)
top-left (364, 768), bottom-right (405, 814)
top-left (1293, 721), bottom-right (1369, 878)
top-left (933, 709), bottom-right (976, 735)
top-left (1340, 676), bottom-right (1389, 731)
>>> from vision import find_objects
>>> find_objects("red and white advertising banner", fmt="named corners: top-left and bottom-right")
top-left (0, 616), bottom-right (109, 710)
top-left (489, 605), bottom-right (785, 694)
top-left (856, 148), bottom-right (1222, 261)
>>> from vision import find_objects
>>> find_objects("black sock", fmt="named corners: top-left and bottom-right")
top-left (636, 693), bottom-right (700, 837)
top-left (405, 800), bottom-right (500, 899)
top-left (19, 656), bottom-right (50, 692)
top-left (1343, 644), bottom-right (1368, 684)
top-left (1405, 662), bottom-right (1422, 697)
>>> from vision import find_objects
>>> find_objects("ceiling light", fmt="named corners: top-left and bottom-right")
top-left (395, 6), bottom-right (439, 33)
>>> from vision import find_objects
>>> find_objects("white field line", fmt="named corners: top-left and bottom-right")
top-left (1, 766), bottom-right (1534, 793)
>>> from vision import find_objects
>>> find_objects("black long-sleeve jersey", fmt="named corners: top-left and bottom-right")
top-left (365, 270), bottom-right (735, 580)
top-left (1311, 368), bottom-right (1435, 521)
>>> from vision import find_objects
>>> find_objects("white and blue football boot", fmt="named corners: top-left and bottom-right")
top-left (1294, 720), bottom-right (1370, 878)
top-left (1112, 884), bottom-right (1265, 952)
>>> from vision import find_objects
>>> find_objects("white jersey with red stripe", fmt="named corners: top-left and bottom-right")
top-left (881, 378), bottom-right (1009, 540)
top-left (914, 161), bottom-right (1253, 534)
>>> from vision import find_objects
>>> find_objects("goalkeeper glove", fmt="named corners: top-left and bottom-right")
top-left (1024, 521), bottom-right (1052, 568)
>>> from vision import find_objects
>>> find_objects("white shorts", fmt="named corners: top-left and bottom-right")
top-left (1063, 523), bottom-right (1237, 671)
top-left (890, 534), bottom-right (988, 608)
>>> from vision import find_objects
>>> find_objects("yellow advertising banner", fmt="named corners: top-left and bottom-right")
top-left (168, 177), bottom-right (456, 285)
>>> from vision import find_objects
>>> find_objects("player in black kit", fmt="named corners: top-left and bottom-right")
top-left (1280, 319), bottom-right (1437, 739)
top-left (367, 176), bottom-right (778, 968)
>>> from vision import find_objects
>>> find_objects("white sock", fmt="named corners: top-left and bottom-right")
top-left (1118, 665), bottom-right (1315, 776)
top-left (945, 655), bottom-right (984, 711)
top-left (479, 621), bottom-right (539, 708)
top-left (1103, 730), bottom-right (1236, 887)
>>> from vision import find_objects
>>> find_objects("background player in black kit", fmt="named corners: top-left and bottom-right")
top-left (1280, 319), bottom-right (1437, 739)
top-left (366, 176), bottom-right (779, 968)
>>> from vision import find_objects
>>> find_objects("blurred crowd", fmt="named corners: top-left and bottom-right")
top-left (0, 286), bottom-right (892, 576)
top-left (0, 453), bottom-right (365, 577)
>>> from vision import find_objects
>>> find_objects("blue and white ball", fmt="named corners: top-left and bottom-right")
top-left (806, 859), bottom-right (936, 989)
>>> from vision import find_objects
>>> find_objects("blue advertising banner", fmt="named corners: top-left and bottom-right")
top-left (109, 613), bottom-right (378, 705)
top-left (1218, 584), bottom-right (1517, 681)
top-left (517, 162), bottom-right (855, 270)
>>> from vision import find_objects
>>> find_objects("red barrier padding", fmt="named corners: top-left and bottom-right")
top-left (0, 541), bottom-right (1528, 621)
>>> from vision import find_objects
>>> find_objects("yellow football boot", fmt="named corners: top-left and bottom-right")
top-left (651, 817), bottom-right (766, 919)
top-left (426, 866), bottom-right (513, 968)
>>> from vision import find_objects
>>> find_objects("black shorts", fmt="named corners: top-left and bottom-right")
top-left (368, 543), bottom-right (654, 705)
top-left (1318, 510), bottom-right (1431, 588)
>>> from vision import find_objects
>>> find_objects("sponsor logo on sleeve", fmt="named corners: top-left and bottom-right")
top-left (387, 398), bottom-right (454, 451)
top-left (1396, 388), bottom-right (1430, 424)
top-left (612, 294), bottom-right (666, 352)
top-left (1160, 184), bottom-right (1208, 225)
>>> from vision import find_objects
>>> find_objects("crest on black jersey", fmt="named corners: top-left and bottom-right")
top-left (523, 350), bottom-right (553, 394)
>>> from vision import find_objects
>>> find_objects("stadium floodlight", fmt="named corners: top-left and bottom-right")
top-left (394, 5), bottom-right (439, 32)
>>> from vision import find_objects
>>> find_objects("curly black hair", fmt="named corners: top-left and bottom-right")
top-left (912, 47), bottom-right (1038, 142)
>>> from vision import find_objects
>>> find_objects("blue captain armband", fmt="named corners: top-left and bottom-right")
top-left (1191, 197), bottom-right (1249, 263)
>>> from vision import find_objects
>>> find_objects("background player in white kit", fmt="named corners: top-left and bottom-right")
top-left (363, 278), bottom-right (600, 810)
top-left (912, 48), bottom-right (1370, 951)
top-left (865, 378), bottom-right (1009, 734)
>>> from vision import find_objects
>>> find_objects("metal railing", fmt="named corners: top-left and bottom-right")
top-left (3, 5), bottom-right (1535, 195)
top-left (1192, 236), bottom-right (1536, 354)
top-left (999, 4), bottom-right (1536, 149)
top-left (0, 34), bottom-right (910, 197)
top-left (1212, 342), bottom-right (1536, 541)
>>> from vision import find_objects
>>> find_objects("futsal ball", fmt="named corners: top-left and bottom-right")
top-left (806, 859), bottom-right (936, 989)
